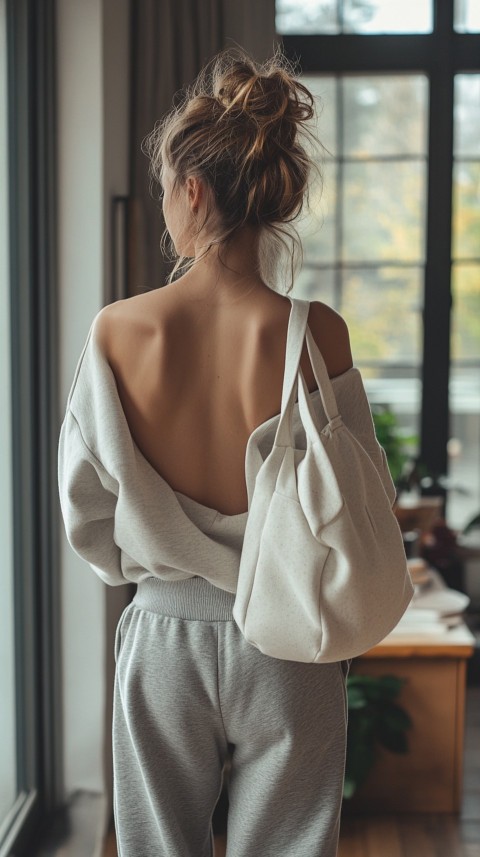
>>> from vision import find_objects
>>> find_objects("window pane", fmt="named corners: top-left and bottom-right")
top-left (275, 0), bottom-right (432, 33)
top-left (342, 266), bottom-right (423, 363)
top-left (343, 76), bottom-right (428, 158)
top-left (294, 265), bottom-right (337, 304)
top-left (451, 264), bottom-right (480, 361)
top-left (448, 367), bottom-right (480, 530)
top-left (452, 161), bottom-right (480, 260)
top-left (362, 366), bottom-right (421, 466)
top-left (275, 0), bottom-right (339, 34)
top-left (343, 265), bottom-right (422, 462)
top-left (455, 0), bottom-right (480, 32)
top-left (454, 75), bottom-right (480, 158)
top-left (303, 75), bottom-right (337, 158)
top-left (450, 265), bottom-right (480, 527)
top-left (343, 0), bottom-right (432, 33)
top-left (0, 0), bottom-right (17, 830)
top-left (343, 161), bottom-right (427, 262)
top-left (301, 159), bottom-right (337, 265)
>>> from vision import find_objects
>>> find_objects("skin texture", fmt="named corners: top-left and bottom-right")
top-left (94, 167), bottom-right (353, 515)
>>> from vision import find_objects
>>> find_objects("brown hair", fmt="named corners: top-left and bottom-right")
top-left (142, 44), bottom-right (324, 292)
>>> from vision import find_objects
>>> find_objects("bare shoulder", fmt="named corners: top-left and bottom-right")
top-left (307, 300), bottom-right (353, 378)
top-left (90, 292), bottom-right (165, 361)
top-left (90, 300), bottom-right (128, 359)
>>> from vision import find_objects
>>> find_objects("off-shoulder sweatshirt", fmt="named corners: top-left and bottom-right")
top-left (57, 309), bottom-right (397, 592)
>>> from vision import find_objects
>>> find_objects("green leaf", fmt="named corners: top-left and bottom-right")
top-left (377, 723), bottom-right (409, 753)
top-left (345, 732), bottom-right (376, 791)
top-left (398, 433), bottom-right (418, 446)
top-left (347, 674), bottom-right (405, 705)
top-left (346, 686), bottom-right (369, 709)
top-left (347, 674), bottom-right (404, 690)
top-left (343, 776), bottom-right (357, 799)
top-left (383, 704), bottom-right (413, 730)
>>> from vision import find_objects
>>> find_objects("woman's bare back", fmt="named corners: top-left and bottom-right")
top-left (98, 281), bottom-right (352, 516)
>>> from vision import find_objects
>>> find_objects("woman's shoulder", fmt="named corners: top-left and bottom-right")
top-left (90, 290), bottom-right (172, 363)
top-left (307, 300), bottom-right (353, 379)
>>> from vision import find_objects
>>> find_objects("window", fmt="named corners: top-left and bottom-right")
top-left (0, 0), bottom-right (16, 834)
top-left (297, 73), bottom-right (428, 455)
top-left (278, 0), bottom-right (480, 529)
top-left (1, 1), bottom-right (59, 854)
top-left (276, 0), bottom-right (433, 34)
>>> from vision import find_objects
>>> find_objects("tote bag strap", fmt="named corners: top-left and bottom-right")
top-left (244, 298), bottom-right (344, 497)
top-left (303, 324), bottom-right (341, 427)
top-left (295, 325), bottom-right (342, 447)
top-left (244, 297), bottom-right (310, 496)
top-left (280, 297), bottom-right (310, 411)
top-left (275, 297), bottom-right (341, 448)
top-left (274, 297), bottom-right (310, 447)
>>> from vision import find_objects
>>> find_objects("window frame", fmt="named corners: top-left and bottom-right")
top-left (280, 0), bottom-right (480, 499)
top-left (3, 0), bottom-right (61, 854)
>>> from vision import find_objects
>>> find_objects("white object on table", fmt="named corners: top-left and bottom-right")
top-left (386, 566), bottom-right (471, 637)
top-left (409, 567), bottom-right (470, 616)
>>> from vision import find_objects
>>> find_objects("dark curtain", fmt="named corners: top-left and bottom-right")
top-left (128, 0), bottom-right (277, 296)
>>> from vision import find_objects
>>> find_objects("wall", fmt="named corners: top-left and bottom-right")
top-left (101, 0), bottom-right (131, 818)
top-left (56, 0), bottom-right (130, 830)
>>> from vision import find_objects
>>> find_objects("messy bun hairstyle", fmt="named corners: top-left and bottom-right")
top-left (142, 45), bottom-right (323, 293)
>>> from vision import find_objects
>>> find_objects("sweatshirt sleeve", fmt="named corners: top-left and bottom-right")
top-left (333, 370), bottom-right (397, 508)
top-left (58, 406), bottom-right (127, 587)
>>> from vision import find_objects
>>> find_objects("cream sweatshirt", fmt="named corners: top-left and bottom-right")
top-left (57, 310), bottom-right (396, 591)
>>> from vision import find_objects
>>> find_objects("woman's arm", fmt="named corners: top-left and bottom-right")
top-left (58, 406), bottom-right (127, 586)
top-left (307, 301), bottom-right (354, 379)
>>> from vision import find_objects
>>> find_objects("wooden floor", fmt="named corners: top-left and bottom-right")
top-left (103, 686), bottom-right (480, 857)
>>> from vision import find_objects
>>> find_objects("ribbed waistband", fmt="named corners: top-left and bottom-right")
top-left (133, 575), bottom-right (236, 621)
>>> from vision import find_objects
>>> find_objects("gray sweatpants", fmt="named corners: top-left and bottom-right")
top-left (112, 575), bottom-right (350, 857)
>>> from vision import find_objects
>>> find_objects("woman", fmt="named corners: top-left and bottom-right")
top-left (58, 46), bottom-right (391, 857)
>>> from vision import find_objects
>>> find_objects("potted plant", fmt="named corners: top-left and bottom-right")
top-left (343, 673), bottom-right (413, 800)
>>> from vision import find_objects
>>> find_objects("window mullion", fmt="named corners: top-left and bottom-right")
top-left (420, 0), bottom-right (454, 490)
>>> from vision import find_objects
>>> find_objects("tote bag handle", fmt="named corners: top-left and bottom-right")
top-left (274, 298), bottom-right (341, 448)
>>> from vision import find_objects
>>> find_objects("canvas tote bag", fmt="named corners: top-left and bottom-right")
top-left (233, 297), bottom-right (414, 663)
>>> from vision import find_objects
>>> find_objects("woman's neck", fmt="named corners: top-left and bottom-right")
top-left (190, 224), bottom-right (263, 288)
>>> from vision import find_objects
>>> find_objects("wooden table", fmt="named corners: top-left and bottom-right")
top-left (344, 621), bottom-right (476, 814)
